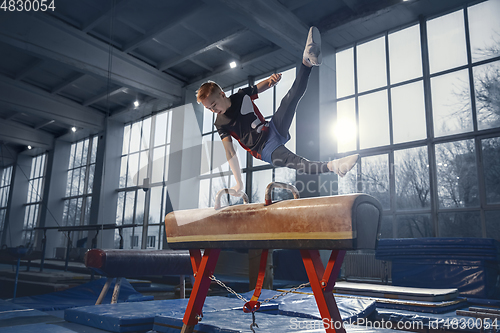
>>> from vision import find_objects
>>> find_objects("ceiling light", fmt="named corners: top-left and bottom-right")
top-left (134, 100), bottom-right (140, 107)
top-left (71, 126), bottom-right (77, 132)
top-left (229, 61), bottom-right (237, 69)
top-left (27, 145), bottom-right (32, 150)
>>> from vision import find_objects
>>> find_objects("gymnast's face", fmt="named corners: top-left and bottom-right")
top-left (202, 90), bottom-right (230, 115)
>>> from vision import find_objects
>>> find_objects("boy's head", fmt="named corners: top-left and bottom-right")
top-left (197, 81), bottom-right (230, 115)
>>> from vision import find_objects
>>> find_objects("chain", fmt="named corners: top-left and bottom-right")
top-left (209, 275), bottom-right (248, 303)
top-left (261, 282), bottom-right (310, 304)
top-left (209, 275), bottom-right (310, 304)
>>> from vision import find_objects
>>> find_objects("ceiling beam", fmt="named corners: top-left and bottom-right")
top-left (180, 22), bottom-right (208, 42)
top-left (34, 120), bottom-right (55, 130)
top-left (190, 59), bottom-right (213, 72)
top-left (162, 68), bottom-right (190, 83)
top-left (158, 29), bottom-right (247, 71)
top-left (187, 45), bottom-right (282, 89)
top-left (0, 11), bottom-right (183, 103)
top-left (81, 0), bottom-right (136, 32)
top-left (0, 74), bottom-right (104, 130)
top-left (319, 0), bottom-right (401, 32)
top-left (15, 59), bottom-right (45, 81)
top-left (201, 0), bottom-right (308, 55)
top-left (49, 11), bottom-right (81, 29)
top-left (109, 96), bottom-right (174, 123)
top-left (87, 30), bottom-right (124, 49)
top-left (83, 87), bottom-right (124, 107)
top-left (216, 45), bottom-right (241, 61)
top-left (0, 119), bottom-right (54, 150)
top-left (117, 17), bottom-right (146, 35)
top-left (340, 0), bottom-right (359, 13)
top-left (51, 73), bottom-right (87, 94)
top-left (122, 6), bottom-right (207, 53)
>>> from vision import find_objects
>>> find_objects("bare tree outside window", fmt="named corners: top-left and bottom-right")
top-left (394, 147), bottom-right (430, 210)
top-left (397, 214), bottom-right (433, 238)
top-left (436, 140), bottom-right (479, 208)
top-left (361, 154), bottom-right (390, 209)
top-left (474, 61), bottom-right (500, 130)
top-left (334, 1), bottom-right (500, 241)
top-left (482, 137), bottom-right (500, 204)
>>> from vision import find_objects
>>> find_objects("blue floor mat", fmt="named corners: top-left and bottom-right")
top-left (154, 311), bottom-right (415, 333)
top-left (64, 296), bottom-right (278, 333)
top-left (7, 278), bottom-right (153, 311)
top-left (375, 308), bottom-right (495, 332)
top-left (233, 288), bottom-right (376, 321)
top-left (0, 299), bottom-right (61, 328)
top-left (0, 324), bottom-right (77, 333)
top-left (267, 286), bottom-right (465, 314)
top-left (64, 290), bottom-right (377, 333)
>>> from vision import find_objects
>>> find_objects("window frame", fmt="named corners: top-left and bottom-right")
top-left (334, 3), bottom-right (500, 239)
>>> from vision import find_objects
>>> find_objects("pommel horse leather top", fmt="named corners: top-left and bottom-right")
top-left (165, 182), bottom-right (382, 333)
top-left (165, 188), bottom-right (381, 250)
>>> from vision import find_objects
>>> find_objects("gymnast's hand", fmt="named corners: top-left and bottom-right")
top-left (268, 73), bottom-right (282, 88)
top-left (230, 183), bottom-right (244, 196)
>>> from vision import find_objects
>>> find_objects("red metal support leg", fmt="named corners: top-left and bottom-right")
top-left (181, 248), bottom-right (221, 333)
top-left (301, 249), bottom-right (346, 333)
top-left (189, 249), bottom-right (202, 275)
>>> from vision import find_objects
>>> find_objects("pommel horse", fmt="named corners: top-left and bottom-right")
top-left (84, 249), bottom-right (192, 304)
top-left (165, 182), bottom-right (382, 333)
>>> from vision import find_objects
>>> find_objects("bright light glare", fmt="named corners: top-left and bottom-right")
top-left (229, 61), bottom-right (237, 68)
top-left (71, 126), bottom-right (77, 132)
top-left (134, 100), bottom-right (140, 107)
top-left (27, 145), bottom-right (32, 150)
top-left (334, 118), bottom-right (356, 146)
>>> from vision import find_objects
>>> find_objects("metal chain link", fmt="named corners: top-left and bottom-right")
top-left (209, 275), bottom-right (248, 303)
top-left (209, 275), bottom-right (310, 304)
top-left (261, 282), bottom-right (310, 304)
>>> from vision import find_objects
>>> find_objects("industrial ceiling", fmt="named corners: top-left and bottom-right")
top-left (0, 0), bottom-right (479, 163)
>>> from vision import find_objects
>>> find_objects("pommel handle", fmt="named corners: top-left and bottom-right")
top-left (264, 182), bottom-right (300, 206)
top-left (214, 188), bottom-right (249, 210)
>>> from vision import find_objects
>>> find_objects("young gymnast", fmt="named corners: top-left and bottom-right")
top-left (197, 27), bottom-right (359, 194)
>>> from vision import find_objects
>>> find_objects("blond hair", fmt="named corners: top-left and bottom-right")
top-left (196, 81), bottom-right (222, 103)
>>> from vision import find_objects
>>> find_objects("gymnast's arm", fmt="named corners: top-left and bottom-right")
top-left (222, 136), bottom-right (244, 193)
top-left (256, 73), bottom-right (282, 94)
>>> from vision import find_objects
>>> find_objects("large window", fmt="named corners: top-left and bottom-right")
top-left (199, 67), bottom-right (298, 207)
top-left (117, 111), bottom-right (172, 249)
top-left (0, 165), bottom-right (13, 244)
top-left (61, 136), bottom-right (98, 246)
top-left (335, 0), bottom-right (500, 239)
top-left (22, 154), bottom-right (47, 246)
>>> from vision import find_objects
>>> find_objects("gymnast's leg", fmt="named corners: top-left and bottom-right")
top-left (271, 26), bottom-right (320, 139)
top-left (271, 145), bottom-right (359, 177)
top-left (272, 64), bottom-right (312, 139)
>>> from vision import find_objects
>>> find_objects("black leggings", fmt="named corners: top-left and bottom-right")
top-left (270, 64), bottom-right (330, 174)
top-left (271, 145), bottom-right (330, 174)
top-left (272, 64), bottom-right (310, 138)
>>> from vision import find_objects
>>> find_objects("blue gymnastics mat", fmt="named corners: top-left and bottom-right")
top-left (64, 290), bottom-right (377, 332)
top-left (233, 289), bottom-right (376, 321)
top-left (375, 308), bottom-right (495, 332)
top-left (270, 287), bottom-right (465, 314)
top-left (0, 299), bottom-right (61, 328)
top-left (64, 296), bottom-right (278, 332)
top-left (154, 311), bottom-right (417, 333)
top-left (0, 324), bottom-right (78, 333)
top-left (8, 278), bottom-right (153, 311)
